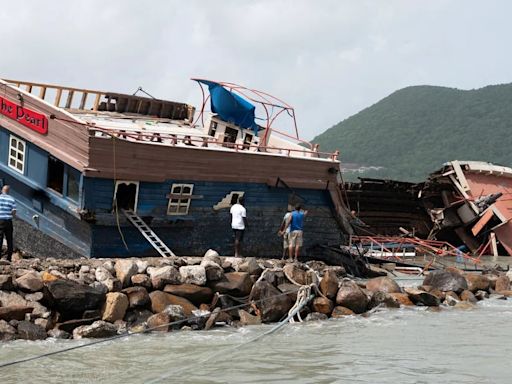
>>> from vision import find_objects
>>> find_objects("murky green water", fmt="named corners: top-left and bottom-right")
top-left (1, 298), bottom-right (511, 383)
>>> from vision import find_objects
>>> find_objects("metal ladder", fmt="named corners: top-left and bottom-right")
top-left (122, 209), bottom-right (176, 258)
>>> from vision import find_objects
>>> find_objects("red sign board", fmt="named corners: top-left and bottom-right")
top-left (0, 96), bottom-right (48, 134)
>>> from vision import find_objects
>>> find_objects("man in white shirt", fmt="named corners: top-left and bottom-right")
top-left (278, 209), bottom-right (291, 260)
top-left (230, 196), bottom-right (247, 257)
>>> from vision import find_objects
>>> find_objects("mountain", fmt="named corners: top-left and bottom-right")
top-left (313, 84), bottom-right (512, 182)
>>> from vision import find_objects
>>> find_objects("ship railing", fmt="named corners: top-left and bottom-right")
top-left (3, 79), bottom-right (108, 111)
top-left (2, 79), bottom-right (193, 121)
top-left (88, 126), bottom-right (340, 161)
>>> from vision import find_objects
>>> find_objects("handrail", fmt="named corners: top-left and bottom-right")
top-left (87, 125), bottom-right (340, 161)
top-left (3, 78), bottom-right (107, 111)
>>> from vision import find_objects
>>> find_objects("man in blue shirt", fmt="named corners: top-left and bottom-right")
top-left (286, 204), bottom-right (307, 262)
top-left (0, 185), bottom-right (16, 261)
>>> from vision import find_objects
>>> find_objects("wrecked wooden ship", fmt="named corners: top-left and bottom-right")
top-left (0, 78), bottom-right (347, 258)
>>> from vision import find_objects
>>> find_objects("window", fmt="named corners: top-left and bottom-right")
top-left (243, 133), bottom-right (253, 149)
top-left (209, 121), bottom-right (218, 137)
top-left (48, 156), bottom-right (65, 194)
top-left (8, 135), bottom-right (26, 174)
top-left (223, 127), bottom-right (238, 146)
top-left (167, 184), bottom-right (193, 215)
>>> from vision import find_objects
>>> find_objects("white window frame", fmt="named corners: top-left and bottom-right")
top-left (167, 184), bottom-right (194, 215)
top-left (8, 135), bottom-right (26, 174)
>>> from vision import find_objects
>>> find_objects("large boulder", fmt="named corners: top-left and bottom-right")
top-left (0, 275), bottom-right (14, 290)
top-left (422, 270), bottom-right (468, 293)
top-left (365, 276), bottom-right (401, 294)
top-left (102, 292), bottom-right (129, 322)
top-left (114, 260), bottom-right (138, 288)
top-left (495, 275), bottom-right (511, 292)
top-left (131, 274), bottom-right (152, 289)
top-left (202, 261), bottom-right (225, 282)
top-left (147, 266), bottom-right (181, 290)
top-left (149, 291), bottom-right (197, 316)
top-left (335, 280), bottom-right (369, 314)
top-left (202, 249), bottom-right (221, 266)
top-left (331, 306), bottom-right (355, 318)
top-left (209, 272), bottom-right (253, 297)
top-left (464, 274), bottom-right (491, 293)
top-left (319, 270), bottom-right (339, 300)
top-left (311, 297), bottom-right (334, 315)
top-left (15, 271), bottom-right (43, 292)
top-left (249, 280), bottom-right (293, 323)
top-left (17, 321), bottom-right (47, 340)
top-left (95, 267), bottom-right (122, 292)
top-left (0, 320), bottom-right (17, 341)
top-left (238, 258), bottom-right (262, 276)
top-left (122, 286), bottom-right (150, 308)
top-left (238, 309), bottom-right (262, 326)
top-left (44, 280), bottom-right (106, 319)
top-left (0, 306), bottom-right (33, 321)
top-left (73, 320), bottom-right (118, 339)
top-left (404, 288), bottom-right (440, 306)
top-left (368, 291), bottom-right (400, 309)
top-left (283, 264), bottom-right (317, 286)
top-left (146, 312), bottom-right (171, 332)
top-left (388, 293), bottom-right (414, 306)
top-left (179, 266), bottom-right (207, 286)
top-left (163, 284), bottom-right (213, 306)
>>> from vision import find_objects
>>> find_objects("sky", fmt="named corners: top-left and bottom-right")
top-left (1, 0), bottom-right (511, 140)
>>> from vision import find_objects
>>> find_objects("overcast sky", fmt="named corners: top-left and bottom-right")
top-left (1, 1), bottom-right (510, 140)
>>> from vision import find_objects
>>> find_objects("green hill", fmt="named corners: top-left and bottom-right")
top-left (313, 84), bottom-right (512, 182)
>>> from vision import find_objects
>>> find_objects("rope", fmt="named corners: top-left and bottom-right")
top-left (145, 286), bottom-right (315, 384)
top-left (112, 134), bottom-right (129, 251)
top-left (0, 285), bottom-right (306, 370)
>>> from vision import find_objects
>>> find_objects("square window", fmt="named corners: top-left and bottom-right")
top-left (167, 183), bottom-right (194, 215)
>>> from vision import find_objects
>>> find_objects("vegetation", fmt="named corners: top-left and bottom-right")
top-left (313, 84), bottom-right (512, 182)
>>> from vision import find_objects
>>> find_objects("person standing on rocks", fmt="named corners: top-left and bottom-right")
top-left (278, 209), bottom-right (292, 259)
top-left (230, 196), bottom-right (247, 257)
top-left (286, 204), bottom-right (307, 262)
top-left (0, 185), bottom-right (16, 262)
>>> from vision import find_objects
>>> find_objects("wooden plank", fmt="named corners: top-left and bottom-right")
top-left (451, 160), bottom-right (470, 192)
top-left (79, 92), bottom-right (88, 110)
top-left (471, 208), bottom-right (494, 236)
top-left (93, 93), bottom-right (101, 111)
top-left (38, 87), bottom-right (47, 99)
top-left (65, 90), bottom-right (75, 109)
top-left (54, 89), bottom-right (62, 106)
top-left (490, 232), bottom-right (498, 257)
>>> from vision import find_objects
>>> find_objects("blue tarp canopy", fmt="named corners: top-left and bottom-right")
top-left (196, 80), bottom-right (258, 133)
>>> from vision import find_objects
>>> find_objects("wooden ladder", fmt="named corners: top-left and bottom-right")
top-left (122, 209), bottom-right (176, 258)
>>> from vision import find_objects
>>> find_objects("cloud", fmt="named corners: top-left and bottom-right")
top-left (1, 0), bottom-right (511, 140)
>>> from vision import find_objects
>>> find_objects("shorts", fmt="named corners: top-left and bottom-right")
top-left (282, 232), bottom-right (290, 249)
top-left (289, 230), bottom-right (303, 247)
top-left (233, 229), bottom-right (245, 242)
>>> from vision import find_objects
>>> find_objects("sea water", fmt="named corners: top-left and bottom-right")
top-left (1, 298), bottom-right (511, 383)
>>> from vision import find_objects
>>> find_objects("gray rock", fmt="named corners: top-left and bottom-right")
top-left (25, 292), bottom-right (44, 302)
top-left (179, 265), bottom-right (207, 286)
top-left (189, 309), bottom-right (210, 330)
top-left (15, 271), bottom-right (43, 292)
top-left (47, 328), bottom-right (71, 339)
top-left (122, 286), bottom-right (150, 308)
top-left (131, 273), bottom-right (152, 289)
top-left (44, 279), bottom-right (106, 319)
top-left (90, 281), bottom-right (109, 294)
top-left (202, 249), bottom-right (221, 266)
top-left (17, 320), bottom-right (47, 340)
top-left (103, 261), bottom-right (115, 275)
top-left (147, 266), bottom-right (181, 290)
top-left (115, 260), bottom-right (138, 288)
top-left (73, 320), bottom-right (118, 339)
top-left (163, 304), bottom-right (186, 322)
top-left (305, 312), bottom-right (328, 321)
top-left (249, 280), bottom-right (293, 323)
top-left (202, 261), bottom-right (225, 282)
top-left (238, 258), bottom-right (262, 275)
top-left (238, 309), bottom-right (261, 326)
top-left (0, 275), bottom-right (14, 291)
top-left (423, 270), bottom-right (468, 293)
top-left (135, 260), bottom-right (149, 274)
top-left (0, 320), bottom-right (17, 341)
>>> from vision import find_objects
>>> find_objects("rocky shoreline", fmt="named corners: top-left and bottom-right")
top-left (0, 251), bottom-right (511, 341)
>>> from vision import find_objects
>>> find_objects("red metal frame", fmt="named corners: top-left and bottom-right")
top-left (191, 78), bottom-right (312, 149)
